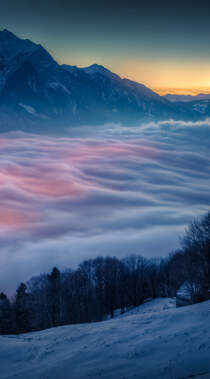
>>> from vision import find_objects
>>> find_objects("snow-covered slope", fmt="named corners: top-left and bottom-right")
top-left (0, 29), bottom-right (41, 91)
top-left (1, 298), bottom-right (210, 379)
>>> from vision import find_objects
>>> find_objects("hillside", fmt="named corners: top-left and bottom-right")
top-left (1, 298), bottom-right (210, 379)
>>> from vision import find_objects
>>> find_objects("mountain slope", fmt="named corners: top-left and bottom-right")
top-left (0, 30), bottom-right (205, 131)
top-left (1, 298), bottom-right (210, 379)
top-left (63, 63), bottom-right (182, 122)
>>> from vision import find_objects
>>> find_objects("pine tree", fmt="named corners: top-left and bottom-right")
top-left (0, 292), bottom-right (13, 334)
top-left (15, 283), bottom-right (30, 333)
top-left (48, 267), bottom-right (62, 327)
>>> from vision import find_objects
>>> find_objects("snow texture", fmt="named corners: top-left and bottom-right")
top-left (1, 298), bottom-right (210, 379)
top-left (19, 103), bottom-right (37, 115)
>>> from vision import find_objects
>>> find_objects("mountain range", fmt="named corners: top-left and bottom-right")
top-left (164, 93), bottom-right (210, 102)
top-left (0, 29), bottom-right (210, 132)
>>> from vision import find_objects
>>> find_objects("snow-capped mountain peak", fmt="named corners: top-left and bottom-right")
top-left (82, 63), bottom-right (120, 80)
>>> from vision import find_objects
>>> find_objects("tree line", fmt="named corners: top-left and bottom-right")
top-left (0, 211), bottom-right (210, 335)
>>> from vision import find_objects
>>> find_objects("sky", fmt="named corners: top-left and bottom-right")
top-left (0, 0), bottom-right (210, 93)
top-left (0, 121), bottom-right (210, 293)
top-left (1, 1), bottom-right (210, 293)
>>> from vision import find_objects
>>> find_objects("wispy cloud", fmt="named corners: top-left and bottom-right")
top-left (143, 118), bottom-right (210, 129)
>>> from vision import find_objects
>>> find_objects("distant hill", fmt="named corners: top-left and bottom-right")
top-left (164, 93), bottom-right (210, 102)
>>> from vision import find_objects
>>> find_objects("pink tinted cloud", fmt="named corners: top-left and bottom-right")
top-left (0, 206), bottom-right (38, 232)
top-left (63, 140), bottom-right (158, 163)
top-left (0, 134), bottom-right (159, 234)
top-left (0, 161), bottom-right (87, 198)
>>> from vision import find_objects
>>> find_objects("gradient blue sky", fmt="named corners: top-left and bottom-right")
top-left (0, 0), bottom-right (210, 92)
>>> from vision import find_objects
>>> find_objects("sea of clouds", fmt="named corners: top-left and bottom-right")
top-left (0, 119), bottom-right (210, 293)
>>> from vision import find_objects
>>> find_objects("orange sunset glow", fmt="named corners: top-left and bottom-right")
top-left (80, 59), bottom-right (207, 96)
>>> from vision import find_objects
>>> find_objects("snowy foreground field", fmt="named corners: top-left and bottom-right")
top-left (1, 298), bottom-right (210, 379)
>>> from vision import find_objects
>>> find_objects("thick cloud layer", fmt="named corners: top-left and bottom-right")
top-left (0, 121), bottom-right (210, 292)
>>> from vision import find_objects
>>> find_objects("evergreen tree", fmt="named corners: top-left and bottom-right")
top-left (0, 292), bottom-right (13, 334)
top-left (15, 283), bottom-right (30, 333)
top-left (48, 267), bottom-right (62, 327)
